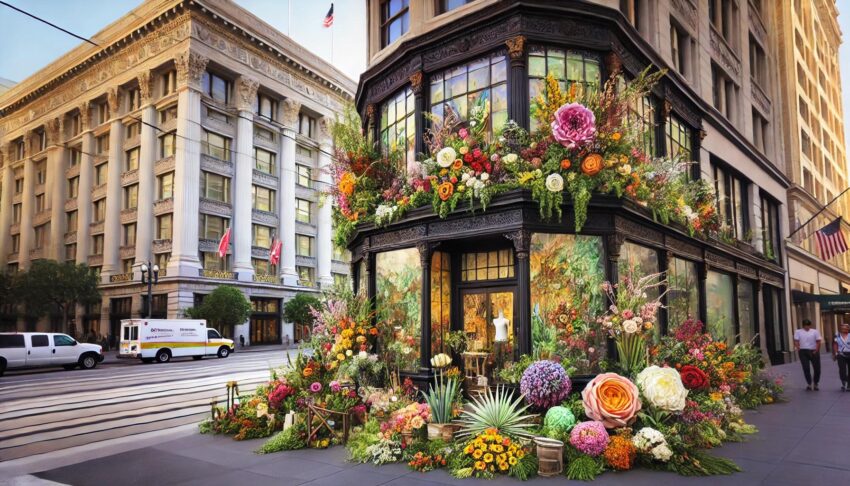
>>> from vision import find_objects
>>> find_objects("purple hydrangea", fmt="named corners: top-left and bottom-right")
top-left (520, 360), bottom-right (572, 409)
top-left (569, 421), bottom-right (610, 457)
top-left (551, 103), bottom-right (596, 149)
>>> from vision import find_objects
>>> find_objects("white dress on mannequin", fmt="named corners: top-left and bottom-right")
top-left (493, 310), bottom-right (509, 342)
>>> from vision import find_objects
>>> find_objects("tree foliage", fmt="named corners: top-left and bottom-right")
top-left (14, 260), bottom-right (100, 322)
top-left (193, 285), bottom-right (251, 332)
top-left (282, 293), bottom-right (321, 326)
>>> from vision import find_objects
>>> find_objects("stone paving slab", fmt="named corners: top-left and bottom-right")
top-left (35, 355), bottom-right (850, 485)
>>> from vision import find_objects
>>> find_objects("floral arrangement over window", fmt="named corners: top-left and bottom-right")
top-left (328, 67), bottom-right (721, 248)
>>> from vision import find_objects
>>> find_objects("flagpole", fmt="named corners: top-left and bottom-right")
top-left (787, 185), bottom-right (850, 240)
top-left (287, 0), bottom-right (291, 36)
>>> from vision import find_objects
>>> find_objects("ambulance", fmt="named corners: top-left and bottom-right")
top-left (118, 319), bottom-right (235, 363)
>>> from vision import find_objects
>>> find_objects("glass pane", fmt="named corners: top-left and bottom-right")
top-left (468, 65), bottom-right (489, 92)
top-left (667, 257), bottom-right (700, 329)
top-left (617, 242), bottom-right (661, 341)
top-left (547, 55), bottom-right (565, 80)
top-left (528, 55), bottom-right (546, 78)
top-left (430, 252), bottom-right (451, 357)
top-left (491, 58), bottom-right (507, 84)
top-left (706, 271), bottom-right (735, 345)
top-left (738, 280), bottom-right (756, 345)
top-left (492, 83), bottom-right (508, 112)
top-left (376, 248), bottom-right (421, 372)
top-left (530, 234), bottom-right (606, 374)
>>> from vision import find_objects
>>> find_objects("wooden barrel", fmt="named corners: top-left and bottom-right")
top-left (533, 437), bottom-right (564, 477)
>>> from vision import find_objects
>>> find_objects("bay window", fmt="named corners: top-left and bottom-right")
top-left (712, 162), bottom-right (748, 240)
top-left (380, 87), bottom-right (416, 167)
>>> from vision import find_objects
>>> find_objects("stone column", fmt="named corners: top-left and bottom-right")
top-left (168, 51), bottom-right (208, 278)
top-left (316, 117), bottom-right (334, 289)
top-left (506, 36), bottom-right (529, 131)
top-left (506, 229), bottom-right (532, 356)
top-left (278, 99), bottom-right (300, 286)
top-left (101, 87), bottom-right (124, 282)
top-left (135, 71), bottom-right (156, 271)
top-left (233, 75), bottom-right (259, 281)
top-left (18, 133), bottom-right (34, 270)
top-left (76, 102), bottom-right (94, 264)
top-left (45, 117), bottom-right (67, 261)
top-left (0, 146), bottom-right (13, 265)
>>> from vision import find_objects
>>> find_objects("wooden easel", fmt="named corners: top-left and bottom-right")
top-left (306, 404), bottom-right (351, 445)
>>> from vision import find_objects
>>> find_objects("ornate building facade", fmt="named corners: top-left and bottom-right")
top-left (776, 0), bottom-right (850, 344)
top-left (0, 0), bottom-right (354, 344)
top-left (352, 0), bottom-right (794, 366)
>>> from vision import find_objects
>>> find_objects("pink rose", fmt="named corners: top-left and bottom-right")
top-left (581, 372), bottom-right (641, 429)
top-left (551, 103), bottom-right (596, 149)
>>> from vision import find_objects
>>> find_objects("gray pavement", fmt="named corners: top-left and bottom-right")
top-left (13, 354), bottom-right (850, 485)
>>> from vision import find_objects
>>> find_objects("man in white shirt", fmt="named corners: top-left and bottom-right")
top-left (794, 319), bottom-right (822, 391)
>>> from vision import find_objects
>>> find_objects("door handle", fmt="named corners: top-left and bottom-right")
top-left (53, 349), bottom-right (56, 354)
top-left (28, 350), bottom-right (30, 355)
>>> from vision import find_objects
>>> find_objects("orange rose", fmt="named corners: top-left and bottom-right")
top-left (438, 182), bottom-right (454, 201)
top-left (581, 373), bottom-right (641, 429)
top-left (581, 153), bottom-right (603, 176)
top-left (338, 172), bottom-right (356, 196)
top-left (560, 159), bottom-right (572, 170)
top-left (452, 159), bottom-right (463, 170)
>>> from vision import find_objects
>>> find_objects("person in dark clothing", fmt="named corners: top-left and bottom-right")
top-left (794, 319), bottom-right (822, 391)
top-left (833, 323), bottom-right (850, 392)
top-left (239, 335), bottom-right (245, 348)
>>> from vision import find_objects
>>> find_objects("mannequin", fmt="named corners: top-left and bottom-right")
top-left (493, 310), bottom-right (509, 342)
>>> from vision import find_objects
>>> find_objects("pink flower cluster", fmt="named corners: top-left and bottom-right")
top-left (551, 103), bottom-right (597, 149)
top-left (268, 382), bottom-right (295, 410)
top-left (569, 421), bottom-right (610, 456)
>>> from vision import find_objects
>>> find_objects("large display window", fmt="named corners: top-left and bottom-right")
top-left (618, 241), bottom-right (660, 340)
top-left (430, 53), bottom-right (508, 138)
top-left (707, 270), bottom-right (735, 345)
top-left (376, 248), bottom-right (422, 372)
top-left (668, 257), bottom-right (699, 328)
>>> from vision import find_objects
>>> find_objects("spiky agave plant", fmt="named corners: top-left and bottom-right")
top-left (457, 386), bottom-right (535, 438)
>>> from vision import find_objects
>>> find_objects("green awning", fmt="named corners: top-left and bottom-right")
top-left (791, 290), bottom-right (850, 312)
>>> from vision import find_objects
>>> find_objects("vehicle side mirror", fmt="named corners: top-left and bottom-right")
top-left (73, 340), bottom-right (78, 345)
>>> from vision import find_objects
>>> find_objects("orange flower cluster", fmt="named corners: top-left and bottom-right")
top-left (603, 434), bottom-right (637, 470)
top-left (338, 172), bottom-right (356, 196)
top-left (581, 153), bottom-right (603, 176)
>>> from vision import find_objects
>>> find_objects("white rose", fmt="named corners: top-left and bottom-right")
top-left (504, 153), bottom-right (518, 164)
top-left (436, 147), bottom-right (457, 168)
top-left (652, 444), bottom-right (672, 462)
top-left (461, 173), bottom-right (471, 182)
top-left (636, 366), bottom-right (689, 412)
top-left (545, 173), bottom-right (564, 192)
top-left (480, 172), bottom-right (489, 181)
top-left (622, 319), bottom-right (639, 334)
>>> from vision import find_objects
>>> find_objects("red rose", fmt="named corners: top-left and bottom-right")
top-left (464, 153), bottom-right (473, 163)
top-left (472, 148), bottom-right (482, 158)
top-left (679, 365), bottom-right (709, 390)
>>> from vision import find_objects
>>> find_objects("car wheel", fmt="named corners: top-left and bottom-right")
top-left (156, 349), bottom-right (172, 363)
top-left (217, 346), bottom-right (230, 358)
top-left (0, 359), bottom-right (6, 377)
top-left (192, 356), bottom-right (203, 360)
top-left (63, 364), bottom-right (78, 370)
top-left (80, 354), bottom-right (98, 370)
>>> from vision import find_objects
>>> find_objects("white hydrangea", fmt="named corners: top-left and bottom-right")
top-left (632, 427), bottom-right (672, 463)
top-left (374, 204), bottom-right (398, 225)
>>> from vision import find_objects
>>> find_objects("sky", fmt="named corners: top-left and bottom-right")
top-left (0, 0), bottom-right (367, 83)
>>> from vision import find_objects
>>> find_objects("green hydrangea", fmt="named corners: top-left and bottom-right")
top-left (544, 406), bottom-right (576, 434)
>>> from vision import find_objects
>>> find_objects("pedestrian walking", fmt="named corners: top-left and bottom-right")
top-left (239, 335), bottom-right (245, 348)
top-left (833, 323), bottom-right (850, 392)
top-left (794, 319), bottom-right (822, 391)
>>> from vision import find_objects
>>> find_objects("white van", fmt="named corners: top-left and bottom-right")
top-left (118, 319), bottom-right (234, 363)
top-left (0, 333), bottom-right (104, 376)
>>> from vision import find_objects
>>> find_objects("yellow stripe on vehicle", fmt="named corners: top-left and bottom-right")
top-left (140, 342), bottom-right (208, 349)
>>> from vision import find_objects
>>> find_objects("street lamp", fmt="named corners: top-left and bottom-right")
top-left (140, 261), bottom-right (160, 318)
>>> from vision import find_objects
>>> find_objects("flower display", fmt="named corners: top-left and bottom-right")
top-left (268, 382), bottom-right (295, 411)
top-left (551, 103), bottom-right (597, 149)
top-left (431, 353), bottom-right (452, 368)
top-left (544, 406), bottom-right (577, 435)
top-left (309, 382), bottom-right (323, 394)
top-left (636, 366), bottom-right (689, 412)
top-left (603, 434), bottom-right (637, 471)
top-left (436, 146), bottom-right (457, 168)
top-left (632, 427), bottom-right (673, 462)
top-left (545, 173), bottom-right (564, 192)
top-left (679, 365), bottom-right (710, 391)
top-left (580, 153), bottom-right (603, 176)
top-left (569, 421), bottom-right (610, 457)
top-left (461, 428), bottom-right (528, 477)
top-left (381, 402), bottom-right (431, 437)
top-left (582, 373), bottom-right (641, 428)
top-left (520, 360), bottom-right (572, 409)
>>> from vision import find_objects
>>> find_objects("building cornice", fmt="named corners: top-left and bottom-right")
top-left (787, 242), bottom-right (850, 283)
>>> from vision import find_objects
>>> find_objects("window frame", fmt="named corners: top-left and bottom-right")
top-left (380, 0), bottom-right (410, 47)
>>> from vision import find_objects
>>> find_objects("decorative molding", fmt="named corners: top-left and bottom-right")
top-left (46, 117), bottom-right (61, 146)
top-left (64, 231), bottom-right (77, 244)
top-left (92, 184), bottom-right (107, 200)
top-left (33, 210), bottom-right (51, 227)
top-left (175, 51), bottom-right (209, 90)
top-left (64, 198), bottom-right (78, 212)
top-left (252, 209), bottom-right (278, 226)
top-left (78, 101), bottom-right (91, 132)
top-left (736, 262), bottom-right (758, 279)
top-left (107, 87), bottom-right (120, 114)
top-left (365, 54), bottom-right (421, 105)
top-left (236, 76), bottom-right (260, 112)
top-left (120, 208), bottom-right (137, 224)
top-left (505, 229), bottom-right (532, 258)
top-left (409, 70), bottom-right (424, 96)
top-left (281, 98), bottom-right (301, 128)
top-left (200, 154), bottom-right (234, 176)
top-left (152, 238), bottom-right (172, 253)
top-left (6, 252), bottom-right (19, 262)
top-left (253, 273), bottom-right (278, 283)
top-left (9, 223), bottom-right (20, 235)
top-left (748, 5), bottom-right (768, 45)
top-left (318, 117), bottom-right (332, 146)
top-left (89, 221), bottom-right (104, 234)
top-left (198, 238), bottom-right (218, 252)
top-left (670, 0), bottom-right (698, 30)
top-left (202, 111), bottom-right (236, 135)
top-left (88, 255), bottom-right (103, 266)
top-left (121, 169), bottom-right (139, 186)
top-left (65, 163), bottom-right (80, 179)
top-left (751, 82), bottom-right (771, 116)
top-left (154, 155), bottom-right (175, 174)
top-left (252, 246), bottom-right (270, 259)
top-left (369, 225), bottom-right (426, 249)
top-left (759, 270), bottom-right (784, 288)
top-left (200, 269), bottom-right (236, 280)
top-left (665, 237), bottom-right (702, 260)
top-left (506, 35), bottom-right (526, 60)
top-left (604, 51), bottom-right (623, 76)
top-left (153, 197), bottom-right (173, 215)
top-left (119, 245), bottom-right (135, 259)
top-left (609, 37), bottom-right (647, 79)
top-left (709, 26), bottom-right (741, 79)
top-left (365, 103), bottom-right (376, 127)
top-left (614, 216), bottom-right (662, 246)
top-left (137, 70), bottom-right (154, 104)
top-left (606, 233), bottom-right (626, 260)
top-left (663, 85), bottom-right (702, 129)
top-left (110, 272), bottom-right (134, 283)
top-left (29, 248), bottom-right (44, 260)
top-left (252, 169), bottom-right (278, 187)
top-left (199, 198), bottom-right (233, 216)
top-left (705, 250), bottom-right (735, 271)
top-left (430, 209), bottom-right (523, 236)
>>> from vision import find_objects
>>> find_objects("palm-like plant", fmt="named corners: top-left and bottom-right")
top-left (422, 376), bottom-right (460, 424)
top-left (457, 386), bottom-right (535, 438)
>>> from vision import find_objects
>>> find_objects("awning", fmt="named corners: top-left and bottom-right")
top-left (791, 290), bottom-right (850, 312)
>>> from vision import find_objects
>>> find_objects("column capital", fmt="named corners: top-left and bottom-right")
top-left (318, 116), bottom-right (333, 147)
top-left (137, 70), bottom-right (154, 105)
top-left (409, 70), bottom-right (424, 96)
top-left (46, 117), bottom-right (62, 146)
top-left (107, 87), bottom-right (121, 115)
top-left (281, 98), bottom-right (301, 129)
top-left (236, 76), bottom-right (260, 112)
top-left (175, 51), bottom-right (209, 90)
top-left (505, 229), bottom-right (531, 259)
top-left (78, 101), bottom-right (91, 132)
top-left (506, 35), bottom-right (526, 63)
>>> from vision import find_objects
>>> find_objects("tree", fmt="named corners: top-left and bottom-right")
top-left (283, 293), bottom-right (321, 327)
top-left (0, 271), bottom-right (21, 327)
top-left (192, 285), bottom-right (251, 336)
top-left (16, 260), bottom-right (100, 335)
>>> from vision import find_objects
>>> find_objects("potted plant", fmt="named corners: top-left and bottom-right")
top-left (423, 353), bottom-right (461, 440)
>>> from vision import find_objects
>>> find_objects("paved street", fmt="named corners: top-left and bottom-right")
top-left (0, 347), bottom-right (295, 463)
top-left (0, 355), bottom-right (846, 485)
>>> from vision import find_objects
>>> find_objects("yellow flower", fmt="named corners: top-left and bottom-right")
top-left (518, 172), bottom-right (535, 184)
top-left (464, 445), bottom-right (474, 454)
top-left (516, 450), bottom-right (525, 459)
top-left (508, 456), bottom-right (518, 466)
top-left (710, 392), bottom-right (723, 401)
top-left (498, 462), bottom-right (509, 471)
top-left (474, 461), bottom-right (486, 471)
top-left (483, 453), bottom-right (494, 463)
top-left (489, 444), bottom-right (499, 452)
top-left (459, 146), bottom-right (469, 155)
top-left (337, 353), bottom-right (345, 361)
top-left (472, 449), bottom-right (483, 459)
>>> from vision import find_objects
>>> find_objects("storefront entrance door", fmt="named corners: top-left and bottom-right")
top-left (250, 317), bottom-right (280, 345)
top-left (461, 288), bottom-right (516, 381)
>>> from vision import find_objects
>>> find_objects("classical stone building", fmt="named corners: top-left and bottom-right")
top-left (776, 0), bottom-right (850, 344)
top-left (351, 0), bottom-right (794, 369)
top-left (0, 0), bottom-right (354, 344)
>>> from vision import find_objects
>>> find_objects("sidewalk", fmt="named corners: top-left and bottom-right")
top-left (25, 355), bottom-right (850, 485)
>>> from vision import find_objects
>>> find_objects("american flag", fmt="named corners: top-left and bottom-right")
top-left (217, 227), bottom-right (231, 258)
top-left (269, 236), bottom-right (282, 266)
top-left (323, 3), bottom-right (334, 28)
top-left (815, 217), bottom-right (848, 261)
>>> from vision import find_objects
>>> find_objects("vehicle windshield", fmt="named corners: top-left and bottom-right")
top-left (207, 329), bottom-right (221, 339)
